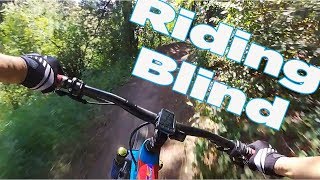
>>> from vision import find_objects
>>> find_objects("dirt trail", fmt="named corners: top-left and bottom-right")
top-left (70, 42), bottom-right (196, 179)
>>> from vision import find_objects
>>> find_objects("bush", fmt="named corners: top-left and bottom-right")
top-left (188, 0), bottom-right (320, 178)
top-left (0, 0), bottom-right (136, 178)
top-left (0, 94), bottom-right (93, 178)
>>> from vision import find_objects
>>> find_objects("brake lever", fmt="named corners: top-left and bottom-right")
top-left (215, 144), bottom-right (231, 152)
top-left (214, 144), bottom-right (246, 167)
top-left (55, 89), bottom-right (68, 96)
top-left (211, 140), bottom-right (255, 167)
top-left (228, 140), bottom-right (255, 167)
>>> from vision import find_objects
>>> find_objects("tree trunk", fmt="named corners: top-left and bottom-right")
top-left (121, 0), bottom-right (138, 58)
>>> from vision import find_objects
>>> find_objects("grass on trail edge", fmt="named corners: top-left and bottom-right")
top-left (0, 60), bottom-right (133, 178)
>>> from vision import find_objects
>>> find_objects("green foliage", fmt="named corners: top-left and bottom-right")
top-left (188, 0), bottom-right (320, 179)
top-left (0, 84), bottom-right (33, 109)
top-left (0, 95), bottom-right (93, 178)
top-left (136, 22), bottom-right (174, 49)
top-left (83, 57), bottom-right (133, 91)
top-left (0, 0), bottom-right (136, 178)
top-left (0, 0), bottom-right (61, 55)
top-left (3, 0), bottom-right (319, 178)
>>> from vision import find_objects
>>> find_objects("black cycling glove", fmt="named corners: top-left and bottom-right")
top-left (21, 53), bottom-right (63, 93)
top-left (247, 140), bottom-right (285, 176)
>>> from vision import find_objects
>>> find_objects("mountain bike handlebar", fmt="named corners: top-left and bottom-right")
top-left (83, 84), bottom-right (235, 147)
top-left (56, 75), bottom-right (255, 160)
top-left (83, 85), bottom-right (158, 124)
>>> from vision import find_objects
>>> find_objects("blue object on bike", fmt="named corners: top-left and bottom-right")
top-left (130, 140), bottom-right (160, 179)
top-left (111, 159), bottom-right (121, 179)
top-left (139, 141), bottom-right (159, 164)
top-left (130, 150), bottom-right (139, 179)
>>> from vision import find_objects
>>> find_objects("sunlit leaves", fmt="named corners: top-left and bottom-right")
top-left (191, 0), bottom-right (320, 179)
top-left (0, 0), bottom-right (136, 178)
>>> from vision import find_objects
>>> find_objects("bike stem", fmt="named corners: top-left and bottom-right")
top-left (145, 130), bottom-right (168, 154)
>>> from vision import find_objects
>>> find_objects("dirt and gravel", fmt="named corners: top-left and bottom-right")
top-left (69, 42), bottom-right (198, 179)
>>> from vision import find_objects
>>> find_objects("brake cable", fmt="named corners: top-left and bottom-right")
top-left (87, 100), bottom-right (115, 105)
top-left (129, 122), bottom-right (151, 169)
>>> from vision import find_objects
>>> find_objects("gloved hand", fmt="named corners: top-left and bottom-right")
top-left (248, 140), bottom-right (285, 176)
top-left (21, 53), bottom-right (63, 93)
top-left (228, 140), bottom-right (254, 167)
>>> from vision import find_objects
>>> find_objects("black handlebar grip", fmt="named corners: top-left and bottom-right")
top-left (243, 145), bottom-right (255, 157)
top-left (233, 140), bottom-right (256, 157)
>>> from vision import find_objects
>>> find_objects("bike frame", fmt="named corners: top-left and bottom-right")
top-left (130, 141), bottom-right (160, 179)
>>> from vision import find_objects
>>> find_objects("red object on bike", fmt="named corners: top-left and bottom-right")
top-left (137, 160), bottom-right (159, 180)
top-left (56, 74), bottom-right (64, 83)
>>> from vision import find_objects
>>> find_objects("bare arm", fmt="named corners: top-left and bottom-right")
top-left (275, 156), bottom-right (320, 178)
top-left (0, 53), bottom-right (27, 84)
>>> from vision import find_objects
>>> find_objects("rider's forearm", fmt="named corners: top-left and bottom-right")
top-left (274, 156), bottom-right (320, 178)
top-left (0, 54), bottom-right (27, 84)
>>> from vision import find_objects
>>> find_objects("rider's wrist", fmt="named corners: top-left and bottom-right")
top-left (274, 157), bottom-right (291, 177)
top-left (17, 57), bottom-right (28, 83)
top-left (4, 56), bottom-right (28, 84)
